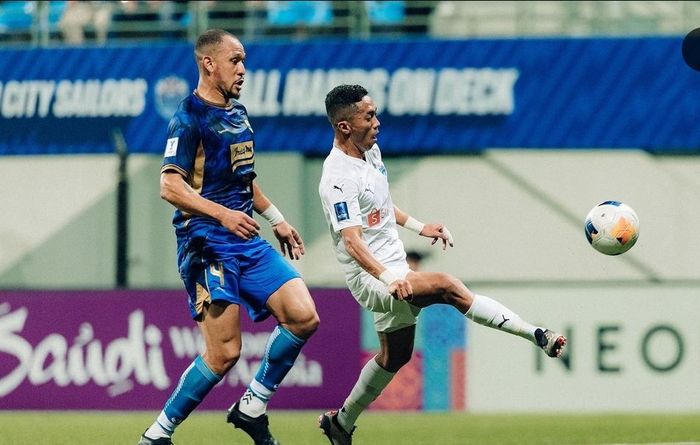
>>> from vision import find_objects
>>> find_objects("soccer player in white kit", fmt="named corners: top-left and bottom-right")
top-left (317, 84), bottom-right (567, 445)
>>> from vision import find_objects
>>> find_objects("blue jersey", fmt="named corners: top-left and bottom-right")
top-left (161, 91), bottom-right (256, 236)
top-left (160, 91), bottom-right (300, 321)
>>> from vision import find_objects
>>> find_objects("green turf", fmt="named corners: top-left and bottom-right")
top-left (1, 411), bottom-right (699, 444)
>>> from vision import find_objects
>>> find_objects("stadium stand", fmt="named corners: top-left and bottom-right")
top-left (1, 0), bottom-right (699, 47)
top-left (430, 1), bottom-right (700, 37)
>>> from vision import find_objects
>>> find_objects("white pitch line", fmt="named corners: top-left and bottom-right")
top-left (596, 442), bottom-right (700, 445)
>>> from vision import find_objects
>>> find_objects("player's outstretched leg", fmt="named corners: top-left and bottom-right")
top-left (465, 293), bottom-right (567, 358)
top-left (227, 402), bottom-right (280, 445)
top-left (319, 410), bottom-right (355, 445)
top-left (535, 328), bottom-right (567, 358)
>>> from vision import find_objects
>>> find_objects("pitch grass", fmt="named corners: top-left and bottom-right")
top-left (2, 411), bottom-right (699, 444)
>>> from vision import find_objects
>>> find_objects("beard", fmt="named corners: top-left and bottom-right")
top-left (224, 89), bottom-right (240, 100)
top-left (220, 80), bottom-right (242, 101)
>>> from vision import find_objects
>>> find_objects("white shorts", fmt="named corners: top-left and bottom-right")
top-left (346, 263), bottom-right (421, 333)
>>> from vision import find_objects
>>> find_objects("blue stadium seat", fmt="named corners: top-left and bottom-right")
top-left (48, 1), bottom-right (67, 31)
top-left (266, 1), bottom-right (333, 26)
top-left (0, 1), bottom-right (33, 32)
top-left (365, 0), bottom-right (405, 24)
top-left (0, 1), bottom-right (66, 33)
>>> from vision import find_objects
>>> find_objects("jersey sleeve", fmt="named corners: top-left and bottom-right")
top-left (320, 171), bottom-right (363, 232)
top-left (160, 113), bottom-right (200, 178)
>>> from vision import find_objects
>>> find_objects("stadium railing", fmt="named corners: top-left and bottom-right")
top-left (0, 0), bottom-right (439, 46)
top-left (2, 0), bottom-right (698, 48)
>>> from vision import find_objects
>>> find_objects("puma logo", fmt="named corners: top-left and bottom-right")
top-left (497, 315), bottom-right (510, 328)
top-left (333, 184), bottom-right (344, 193)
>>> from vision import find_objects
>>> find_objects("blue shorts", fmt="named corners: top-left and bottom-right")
top-left (176, 225), bottom-right (301, 322)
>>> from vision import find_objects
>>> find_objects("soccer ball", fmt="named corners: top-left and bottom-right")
top-left (584, 201), bottom-right (639, 255)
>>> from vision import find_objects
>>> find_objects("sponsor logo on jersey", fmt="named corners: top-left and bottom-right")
top-left (230, 140), bottom-right (254, 173)
top-left (368, 207), bottom-right (390, 227)
top-left (368, 208), bottom-right (381, 227)
top-left (334, 202), bottom-right (349, 222)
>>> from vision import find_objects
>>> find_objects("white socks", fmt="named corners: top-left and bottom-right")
top-left (238, 380), bottom-right (273, 418)
top-left (466, 294), bottom-right (538, 343)
top-left (336, 357), bottom-right (395, 433)
top-left (144, 412), bottom-right (174, 439)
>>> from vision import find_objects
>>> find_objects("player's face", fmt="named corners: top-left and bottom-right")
top-left (347, 96), bottom-right (380, 152)
top-left (212, 36), bottom-right (246, 100)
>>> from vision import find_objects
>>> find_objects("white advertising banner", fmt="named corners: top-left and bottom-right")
top-left (467, 285), bottom-right (700, 412)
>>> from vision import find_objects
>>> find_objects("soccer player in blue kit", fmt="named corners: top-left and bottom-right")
top-left (138, 29), bottom-right (319, 445)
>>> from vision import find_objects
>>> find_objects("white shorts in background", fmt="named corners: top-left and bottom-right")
top-left (346, 263), bottom-right (421, 333)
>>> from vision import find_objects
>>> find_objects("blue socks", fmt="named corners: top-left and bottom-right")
top-left (152, 355), bottom-right (221, 436)
top-left (256, 325), bottom-right (306, 390)
top-left (149, 325), bottom-right (306, 438)
top-left (238, 325), bottom-right (306, 417)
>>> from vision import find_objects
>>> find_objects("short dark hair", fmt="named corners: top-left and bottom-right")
top-left (325, 84), bottom-right (368, 126)
top-left (195, 29), bottom-right (235, 58)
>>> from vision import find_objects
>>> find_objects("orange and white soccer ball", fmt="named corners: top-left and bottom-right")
top-left (584, 201), bottom-right (639, 255)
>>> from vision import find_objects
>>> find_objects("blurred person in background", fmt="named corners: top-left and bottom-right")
top-left (58, 0), bottom-right (112, 44)
top-left (317, 84), bottom-right (566, 444)
top-left (405, 249), bottom-right (426, 272)
top-left (138, 29), bottom-right (319, 445)
top-left (110, 0), bottom-right (187, 40)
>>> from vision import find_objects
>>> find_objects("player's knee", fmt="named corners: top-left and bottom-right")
top-left (436, 273), bottom-right (473, 309)
top-left (287, 310), bottom-right (320, 339)
top-left (299, 311), bottom-right (320, 338)
top-left (220, 351), bottom-right (241, 374)
top-left (308, 312), bottom-right (321, 333)
top-left (207, 346), bottom-right (241, 374)
top-left (433, 272), bottom-right (458, 294)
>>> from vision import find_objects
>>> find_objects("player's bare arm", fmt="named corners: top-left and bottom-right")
top-left (393, 205), bottom-right (454, 249)
top-left (251, 181), bottom-right (304, 260)
top-left (160, 171), bottom-right (260, 239)
top-left (340, 226), bottom-right (413, 301)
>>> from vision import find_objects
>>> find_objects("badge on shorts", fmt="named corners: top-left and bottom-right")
top-left (334, 202), bottom-right (349, 222)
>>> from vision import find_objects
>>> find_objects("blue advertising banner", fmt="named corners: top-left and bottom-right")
top-left (0, 37), bottom-right (698, 155)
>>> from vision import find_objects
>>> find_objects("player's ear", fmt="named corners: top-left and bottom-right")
top-left (202, 55), bottom-right (215, 74)
top-left (337, 121), bottom-right (351, 135)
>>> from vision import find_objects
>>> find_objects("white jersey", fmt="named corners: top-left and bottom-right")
top-left (319, 145), bottom-right (407, 277)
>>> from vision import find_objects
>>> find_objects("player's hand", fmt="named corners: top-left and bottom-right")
top-left (221, 210), bottom-right (260, 240)
top-left (273, 221), bottom-right (305, 260)
top-left (388, 278), bottom-right (413, 302)
top-left (421, 223), bottom-right (454, 250)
